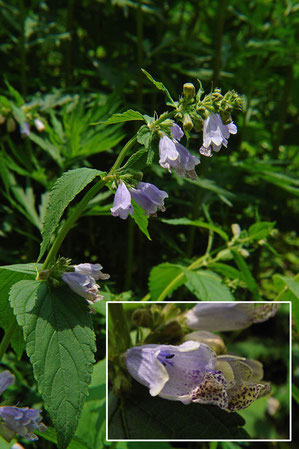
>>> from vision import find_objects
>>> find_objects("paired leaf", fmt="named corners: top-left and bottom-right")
top-left (9, 280), bottom-right (96, 449)
top-left (184, 270), bottom-right (235, 301)
top-left (108, 381), bottom-right (248, 439)
top-left (92, 109), bottom-right (145, 125)
top-left (119, 148), bottom-right (147, 172)
top-left (38, 168), bottom-right (104, 261)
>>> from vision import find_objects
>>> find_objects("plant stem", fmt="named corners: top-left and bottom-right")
top-left (43, 111), bottom-right (175, 268)
top-left (43, 179), bottom-right (106, 269)
top-left (108, 303), bottom-right (131, 353)
top-left (0, 320), bottom-right (17, 362)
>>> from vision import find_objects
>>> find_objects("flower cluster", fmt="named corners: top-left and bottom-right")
top-left (62, 262), bottom-right (109, 305)
top-left (159, 124), bottom-right (200, 179)
top-left (124, 303), bottom-right (278, 412)
top-left (199, 112), bottom-right (237, 157)
top-left (0, 371), bottom-right (46, 441)
top-left (111, 181), bottom-right (168, 219)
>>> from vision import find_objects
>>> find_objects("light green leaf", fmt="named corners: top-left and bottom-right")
top-left (38, 168), bottom-right (103, 261)
top-left (29, 132), bottom-right (63, 166)
top-left (184, 270), bottom-right (234, 301)
top-left (292, 384), bottom-right (299, 404)
top-left (248, 221), bottom-right (275, 241)
top-left (273, 274), bottom-right (299, 331)
top-left (131, 200), bottom-right (151, 240)
top-left (161, 218), bottom-right (229, 241)
top-left (9, 280), bottom-right (96, 449)
top-left (141, 69), bottom-right (175, 106)
top-left (148, 263), bottom-right (185, 300)
top-left (91, 109), bottom-right (145, 125)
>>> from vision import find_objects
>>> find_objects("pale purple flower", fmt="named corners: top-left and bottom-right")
top-left (0, 371), bottom-right (46, 441)
top-left (185, 303), bottom-right (278, 331)
top-left (111, 181), bottom-right (134, 220)
top-left (0, 371), bottom-right (15, 395)
top-left (0, 407), bottom-right (46, 441)
top-left (74, 263), bottom-right (109, 281)
top-left (34, 118), bottom-right (45, 132)
top-left (130, 182), bottom-right (168, 216)
top-left (125, 341), bottom-right (270, 411)
top-left (20, 122), bottom-right (30, 137)
top-left (159, 124), bottom-right (200, 179)
top-left (62, 265), bottom-right (109, 304)
top-left (200, 113), bottom-right (237, 157)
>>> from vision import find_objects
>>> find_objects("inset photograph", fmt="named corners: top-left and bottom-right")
top-left (107, 301), bottom-right (291, 442)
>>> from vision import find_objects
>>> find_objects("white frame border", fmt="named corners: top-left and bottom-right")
top-left (106, 301), bottom-right (292, 442)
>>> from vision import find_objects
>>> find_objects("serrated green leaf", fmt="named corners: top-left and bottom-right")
top-left (248, 221), bottom-right (275, 241)
top-left (161, 218), bottom-right (229, 241)
top-left (0, 264), bottom-right (39, 357)
top-left (148, 263), bottom-right (185, 300)
top-left (39, 168), bottom-right (103, 261)
top-left (141, 69), bottom-right (175, 106)
top-left (9, 280), bottom-right (96, 449)
top-left (184, 270), bottom-right (234, 301)
top-left (131, 200), bottom-right (151, 240)
top-left (231, 250), bottom-right (261, 299)
top-left (108, 381), bottom-right (248, 439)
top-left (136, 125), bottom-right (152, 148)
top-left (91, 109), bottom-right (145, 125)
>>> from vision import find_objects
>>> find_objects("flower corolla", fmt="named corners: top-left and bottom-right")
top-left (111, 181), bottom-right (168, 219)
top-left (0, 371), bottom-right (46, 441)
top-left (125, 341), bottom-right (270, 412)
top-left (159, 124), bottom-right (200, 179)
top-left (200, 113), bottom-right (237, 157)
top-left (62, 262), bottom-right (109, 304)
top-left (185, 303), bottom-right (278, 331)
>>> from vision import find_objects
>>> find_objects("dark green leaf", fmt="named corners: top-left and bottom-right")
top-left (9, 280), bottom-right (96, 449)
top-left (119, 149), bottom-right (147, 172)
top-left (108, 382), bottom-right (248, 439)
top-left (36, 426), bottom-right (88, 449)
top-left (39, 168), bottom-right (103, 261)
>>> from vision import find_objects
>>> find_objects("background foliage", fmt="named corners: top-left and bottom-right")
top-left (0, 0), bottom-right (298, 448)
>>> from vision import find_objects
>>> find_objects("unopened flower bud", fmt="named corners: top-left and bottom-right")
top-left (6, 117), bottom-right (16, 132)
top-left (183, 83), bottom-right (195, 99)
top-left (231, 223), bottom-right (241, 238)
top-left (183, 330), bottom-right (226, 354)
top-left (132, 308), bottom-right (153, 327)
top-left (182, 114), bottom-right (193, 132)
top-left (34, 118), bottom-right (45, 132)
top-left (0, 114), bottom-right (5, 124)
top-left (239, 248), bottom-right (250, 258)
